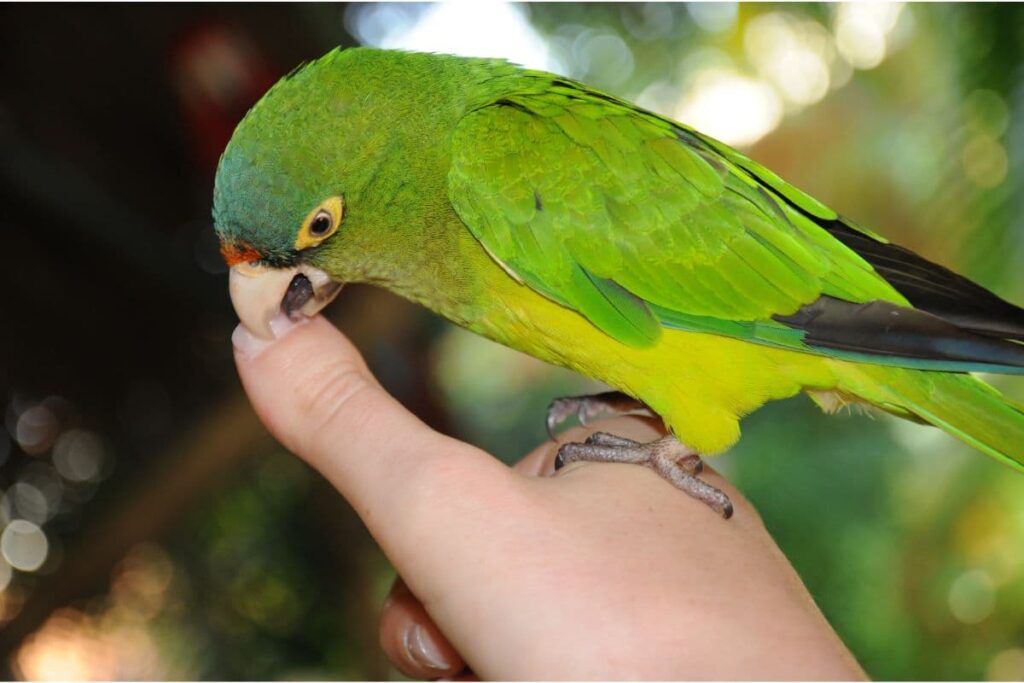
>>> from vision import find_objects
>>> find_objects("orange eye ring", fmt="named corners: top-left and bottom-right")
top-left (295, 195), bottom-right (344, 250)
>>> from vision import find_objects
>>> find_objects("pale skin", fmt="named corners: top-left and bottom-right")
top-left (233, 313), bottom-right (867, 680)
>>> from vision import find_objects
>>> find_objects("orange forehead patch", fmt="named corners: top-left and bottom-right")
top-left (220, 241), bottom-right (262, 267)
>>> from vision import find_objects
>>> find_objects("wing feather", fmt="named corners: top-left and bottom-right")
top-left (447, 75), bottom-right (1024, 373)
top-left (449, 84), bottom-right (901, 347)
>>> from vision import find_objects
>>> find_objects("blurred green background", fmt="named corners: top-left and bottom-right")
top-left (1, 2), bottom-right (1023, 679)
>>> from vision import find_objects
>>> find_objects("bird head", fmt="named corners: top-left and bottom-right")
top-left (213, 47), bottom-right (498, 338)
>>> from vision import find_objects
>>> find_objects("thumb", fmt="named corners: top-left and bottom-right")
top-left (232, 313), bottom-right (508, 557)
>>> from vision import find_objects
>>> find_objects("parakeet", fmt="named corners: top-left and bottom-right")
top-left (214, 48), bottom-right (1024, 518)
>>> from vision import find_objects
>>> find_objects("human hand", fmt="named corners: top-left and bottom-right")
top-left (233, 314), bottom-right (865, 680)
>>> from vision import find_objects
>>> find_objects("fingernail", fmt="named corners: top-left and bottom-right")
top-left (232, 313), bottom-right (305, 359)
top-left (405, 623), bottom-right (448, 672)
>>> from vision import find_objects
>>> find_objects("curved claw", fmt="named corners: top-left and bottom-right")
top-left (546, 397), bottom-right (580, 439)
top-left (546, 392), bottom-right (656, 440)
top-left (553, 448), bottom-right (566, 470)
top-left (679, 454), bottom-right (703, 475)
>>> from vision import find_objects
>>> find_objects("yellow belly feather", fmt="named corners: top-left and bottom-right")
top-left (470, 276), bottom-right (841, 454)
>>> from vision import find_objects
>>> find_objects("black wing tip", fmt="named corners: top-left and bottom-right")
top-left (734, 156), bottom-right (1024, 343)
top-left (776, 296), bottom-right (1024, 372)
top-left (823, 221), bottom-right (1024, 341)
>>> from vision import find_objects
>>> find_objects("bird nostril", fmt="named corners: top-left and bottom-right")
top-left (281, 273), bottom-right (314, 319)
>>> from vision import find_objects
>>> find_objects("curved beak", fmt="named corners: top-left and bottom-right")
top-left (229, 262), bottom-right (343, 339)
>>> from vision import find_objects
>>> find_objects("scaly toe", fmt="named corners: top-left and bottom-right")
top-left (584, 431), bottom-right (640, 447)
top-left (550, 434), bottom-right (732, 519)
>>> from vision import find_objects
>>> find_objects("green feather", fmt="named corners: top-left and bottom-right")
top-left (449, 76), bottom-right (905, 345)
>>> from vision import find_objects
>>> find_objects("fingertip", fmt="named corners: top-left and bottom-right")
top-left (231, 322), bottom-right (272, 360)
top-left (232, 312), bottom-right (311, 361)
top-left (380, 580), bottom-right (465, 679)
top-left (233, 314), bottom-right (356, 372)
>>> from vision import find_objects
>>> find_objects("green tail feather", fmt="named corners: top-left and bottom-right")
top-left (852, 368), bottom-right (1024, 473)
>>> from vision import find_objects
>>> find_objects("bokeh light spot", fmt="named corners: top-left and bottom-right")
top-left (834, 3), bottom-right (904, 70)
top-left (15, 403), bottom-right (58, 455)
top-left (17, 464), bottom-right (64, 525)
top-left (675, 67), bottom-right (783, 147)
top-left (965, 89), bottom-right (1010, 138)
top-left (987, 648), bottom-right (1024, 681)
top-left (621, 3), bottom-right (675, 42)
top-left (744, 12), bottom-right (833, 108)
top-left (0, 557), bottom-right (12, 592)
top-left (344, 4), bottom-right (418, 48)
top-left (636, 80), bottom-right (681, 117)
top-left (1, 520), bottom-right (49, 572)
top-left (53, 429), bottom-right (107, 483)
top-left (963, 134), bottom-right (1008, 188)
top-left (8, 483), bottom-right (50, 525)
top-left (573, 30), bottom-right (635, 87)
top-left (13, 607), bottom-right (164, 680)
top-left (687, 2), bottom-right (738, 35)
top-left (352, 1), bottom-right (563, 73)
top-left (948, 569), bottom-right (995, 624)
top-left (112, 543), bottom-right (175, 621)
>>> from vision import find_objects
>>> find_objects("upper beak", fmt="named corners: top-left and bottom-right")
top-left (229, 262), bottom-right (343, 339)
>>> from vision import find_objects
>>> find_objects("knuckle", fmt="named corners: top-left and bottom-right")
top-left (405, 450), bottom-right (526, 530)
top-left (286, 356), bottom-right (381, 451)
top-left (402, 447), bottom-right (476, 508)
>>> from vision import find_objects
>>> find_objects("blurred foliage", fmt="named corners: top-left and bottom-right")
top-left (3, 3), bottom-right (1024, 680)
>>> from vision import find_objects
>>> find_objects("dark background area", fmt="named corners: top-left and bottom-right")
top-left (0, 5), bottom-right (420, 677)
top-left (1, 3), bottom-right (1023, 679)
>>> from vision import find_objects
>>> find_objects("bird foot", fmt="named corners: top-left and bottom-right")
top-left (555, 433), bottom-right (733, 519)
top-left (546, 391), bottom-right (654, 438)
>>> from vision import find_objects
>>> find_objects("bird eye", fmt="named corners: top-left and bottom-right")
top-left (295, 196), bottom-right (344, 251)
top-left (310, 211), bottom-right (333, 236)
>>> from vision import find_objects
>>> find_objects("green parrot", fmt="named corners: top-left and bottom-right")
top-left (214, 48), bottom-right (1024, 518)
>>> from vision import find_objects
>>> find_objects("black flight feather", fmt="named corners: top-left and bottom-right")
top-left (823, 221), bottom-right (1024, 341)
top-left (775, 297), bottom-right (1024, 369)
top-left (670, 125), bottom-right (1024, 367)
top-left (731, 158), bottom-right (1024, 347)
